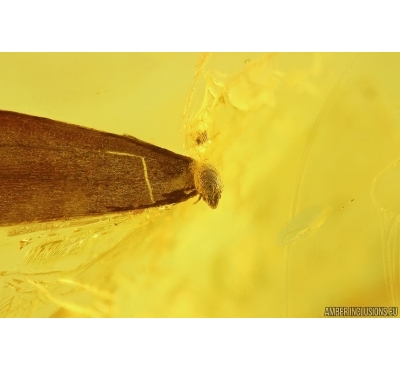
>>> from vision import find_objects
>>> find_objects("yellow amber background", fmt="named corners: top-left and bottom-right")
top-left (0, 53), bottom-right (399, 317)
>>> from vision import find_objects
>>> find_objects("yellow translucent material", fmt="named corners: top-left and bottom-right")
top-left (0, 53), bottom-right (399, 317)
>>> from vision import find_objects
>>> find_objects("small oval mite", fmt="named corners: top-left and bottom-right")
top-left (192, 162), bottom-right (223, 209)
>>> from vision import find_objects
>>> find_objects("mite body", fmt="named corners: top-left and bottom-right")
top-left (0, 110), bottom-right (221, 225)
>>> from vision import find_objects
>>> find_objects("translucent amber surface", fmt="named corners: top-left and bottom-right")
top-left (0, 53), bottom-right (399, 317)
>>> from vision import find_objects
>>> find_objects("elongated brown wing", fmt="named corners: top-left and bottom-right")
top-left (0, 110), bottom-right (197, 225)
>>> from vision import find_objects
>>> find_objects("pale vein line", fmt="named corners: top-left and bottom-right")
top-left (106, 151), bottom-right (155, 204)
top-left (140, 157), bottom-right (154, 203)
